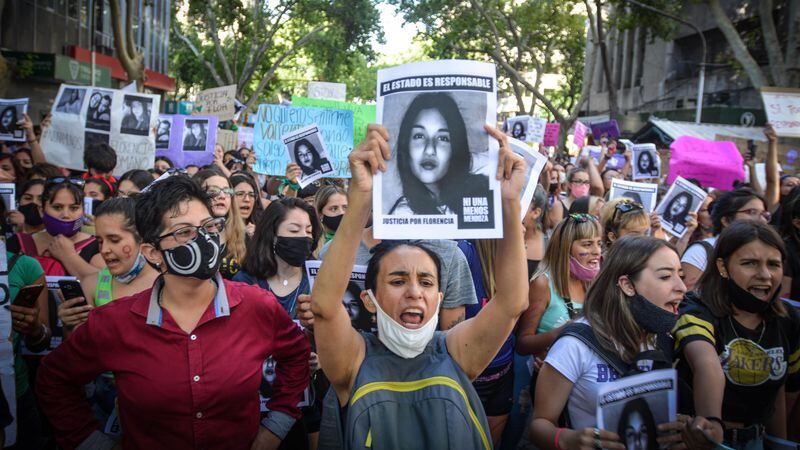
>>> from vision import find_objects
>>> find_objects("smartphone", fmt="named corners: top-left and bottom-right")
top-left (746, 139), bottom-right (756, 160)
top-left (13, 284), bottom-right (45, 308)
top-left (58, 279), bottom-right (86, 306)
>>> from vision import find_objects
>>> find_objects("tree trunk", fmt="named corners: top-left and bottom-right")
top-left (595, 0), bottom-right (619, 121)
top-left (108, 0), bottom-right (146, 91)
top-left (707, 0), bottom-right (769, 88)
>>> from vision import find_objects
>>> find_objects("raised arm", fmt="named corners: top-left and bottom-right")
top-left (764, 123), bottom-right (780, 212)
top-left (585, 156), bottom-right (604, 197)
top-left (446, 126), bottom-right (529, 380)
top-left (310, 124), bottom-right (390, 404)
top-left (21, 114), bottom-right (47, 164)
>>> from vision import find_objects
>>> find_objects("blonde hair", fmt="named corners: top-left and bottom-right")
top-left (475, 240), bottom-right (496, 298)
top-left (600, 197), bottom-right (650, 247)
top-left (533, 214), bottom-right (602, 299)
top-left (223, 194), bottom-right (247, 263)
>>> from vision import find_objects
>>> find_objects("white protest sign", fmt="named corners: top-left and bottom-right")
top-left (529, 117), bottom-right (547, 143)
top-left (42, 84), bottom-right (160, 177)
top-left (609, 178), bottom-right (658, 212)
top-left (761, 87), bottom-right (800, 138)
top-left (195, 85), bottom-right (237, 121)
top-left (307, 81), bottom-right (347, 101)
top-left (509, 137), bottom-right (547, 219)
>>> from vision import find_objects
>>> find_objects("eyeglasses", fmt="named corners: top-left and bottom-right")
top-left (205, 187), bottom-right (235, 198)
top-left (736, 208), bottom-right (771, 221)
top-left (570, 179), bottom-right (590, 186)
top-left (612, 201), bottom-right (643, 224)
top-left (235, 191), bottom-right (256, 199)
top-left (568, 213), bottom-right (595, 223)
top-left (155, 217), bottom-right (226, 245)
top-left (45, 177), bottom-right (85, 188)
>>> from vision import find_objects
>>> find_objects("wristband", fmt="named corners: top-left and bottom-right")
top-left (279, 178), bottom-right (300, 192)
top-left (554, 427), bottom-right (565, 450)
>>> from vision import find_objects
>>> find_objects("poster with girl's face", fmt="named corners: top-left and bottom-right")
top-left (305, 261), bottom-right (374, 333)
top-left (374, 60), bottom-right (501, 240)
top-left (282, 124), bottom-right (334, 188)
top-left (655, 176), bottom-right (707, 238)
top-left (0, 99), bottom-right (28, 142)
top-left (632, 143), bottom-right (660, 180)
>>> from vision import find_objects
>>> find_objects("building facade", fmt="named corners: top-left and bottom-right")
top-left (0, 0), bottom-right (174, 117)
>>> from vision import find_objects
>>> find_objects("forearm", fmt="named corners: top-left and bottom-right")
top-left (30, 138), bottom-right (47, 164)
top-left (493, 198), bottom-right (527, 317)
top-left (766, 138), bottom-right (780, 210)
top-left (59, 253), bottom-right (101, 279)
top-left (439, 306), bottom-right (465, 331)
top-left (587, 160), bottom-right (604, 196)
top-left (517, 328), bottom-right (561, 357)
top-left (749, 165), bottom-right (764, 194)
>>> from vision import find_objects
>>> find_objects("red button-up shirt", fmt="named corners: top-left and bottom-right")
top-left (36, 276), bottom-right (310, 449)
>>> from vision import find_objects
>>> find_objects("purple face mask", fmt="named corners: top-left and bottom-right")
top-left (42, 212), bottom-right (82, 237)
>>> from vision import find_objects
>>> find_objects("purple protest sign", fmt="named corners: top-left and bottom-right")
top-left (606, 153), bottom-right (626, 170)
top-left (590, 119), bottom-right (620, 140)
top-left (543, 123), bottom-right (560, 147)
top-left (668, 136), bottom-right (744, 190)
top-left (573, 121), bottom-right (589, 148)
top-left (155, 114), bottom-right (219, 168)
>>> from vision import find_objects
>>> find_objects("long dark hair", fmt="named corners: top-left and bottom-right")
top-left (396, 92), bottom-right (484, 214)
top-left (662, 192), bottom-right (693, 224)
top-left (617, 398), bottom-right (658, 450)
top-left (230, 171), bottom-right (264, 225)
top-left (779, 185), bottom-right (800, 240)
top-left (293, 138), bottom-right (322, 175)
top-left (697, 220), bottom-right (787, 319)
top-left (240, 198), bottom-right (321, 279)
top-left (710, 187), bottom-right (764, 235)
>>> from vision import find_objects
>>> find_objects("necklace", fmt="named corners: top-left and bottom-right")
top-left (728, 316), bottom-right (766, 345)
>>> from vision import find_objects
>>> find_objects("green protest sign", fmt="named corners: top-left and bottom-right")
top-left (291, 96), bottom-right (375, 147)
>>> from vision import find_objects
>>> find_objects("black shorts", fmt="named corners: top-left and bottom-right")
top-left (472, 361), bottom-right (514, 416)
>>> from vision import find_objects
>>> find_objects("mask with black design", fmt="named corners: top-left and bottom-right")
top-left (161, 229), bottom-right (223, 280)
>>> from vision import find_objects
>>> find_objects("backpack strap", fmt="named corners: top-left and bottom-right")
top-left (73, 236), bottom-right (97, 253)
top-left (7, 253), bottom-right (20, 274)
top-left (687, 240), bottom-right (714, 263)
top-left (16, 232), bottom-right (38, 257)
top-left (556, 322), bottom-right (630, 376)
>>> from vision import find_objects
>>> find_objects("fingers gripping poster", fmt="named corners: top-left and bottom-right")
top-left (42, 84), bottom-right (160, 177)
top-left (373, 60), bottom-right (502, 240)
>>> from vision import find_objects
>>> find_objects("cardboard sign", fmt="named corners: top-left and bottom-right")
top-left (669, 136), bottom-right (744, 190)
top-left (195, 85), bottom-right (237, 121)
top-left (761, 87), bottom-right (800, 138)
top-left (573, 120), bottom-right (589, 148)
top-left (216, 129), bottom-right (238, 151)
top-left (307, 82), bottom-right (346, 101)
top-left (253, 104), bottom-right (354, 177)
top-left (291, 96), bottom-right (376, 148)
top-left (543, 122), bottom-right (560, 147)
top-left (590, 119), bottom-right (620, 140)
top-left (42, 84), bottom-right (160, 177)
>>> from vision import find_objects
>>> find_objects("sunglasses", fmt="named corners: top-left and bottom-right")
top-left (45, 177), bottom-right (85, 188)
top-left (612, 200), bottom-right (644, 224)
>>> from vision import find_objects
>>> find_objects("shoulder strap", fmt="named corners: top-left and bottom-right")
top-left (73, 236), bottom-right (97, 254)
top-left (688, 240), bottom-right (713, 261)
top-left (7, 253), bottom-right (20, 274)
top-left (16, 232), bottom-right (38, 256)
top-left (556, 323), bottom-right (630, 375)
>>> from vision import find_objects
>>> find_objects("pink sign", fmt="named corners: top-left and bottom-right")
top-left (573, 121), bottom-right (589, 148)
top-left (668, 136), bottom-right (745, 190)
top-left (543, 123), bottom-right (560, 147)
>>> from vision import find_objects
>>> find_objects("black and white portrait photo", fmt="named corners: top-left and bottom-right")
top-left (182, 119), bottom-right (208, 151)
top-left (509, 137), bottom-right (547, 219)
top-left (120, 95), bottom-right (152, 136)
top-left (633, 144), bottom-right (660, 180)
top-left (282, 124), bottom-right (333, 188)
top-left (0, 99), bottom-right (27, 141)
top-left (655, 176), bottom-right (707, 238)
top-left (507, 116), bottom-right (530, 142)
top-left (374, 60), bottom-right (501, 239)
top-left (85, 90), bottom-right (113, 132)
top-left (617, 398), bottom-right (659, 450)
top-left (156, 117), bottom-right (172, 149)
top-left (608, 178), bottom-right (658, 213)
top-left (54, 87), bottom-right (86, 115)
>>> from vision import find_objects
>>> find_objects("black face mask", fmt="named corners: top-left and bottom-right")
top-left (726, 278), bottom-right (777, 314)
top-left (18, 203), bottom-right (42, 227)
top-left (549, 183), bottom-right (559, 194)
top-left (274, 236), bottom-right (313, 267)
top-left (628, 294), bottom-right (679, 334)
top-left (322, 214), bottom-right (343, 232)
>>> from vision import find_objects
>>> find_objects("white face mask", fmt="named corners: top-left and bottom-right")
top-left (367, 289), bottom-right (441, 359)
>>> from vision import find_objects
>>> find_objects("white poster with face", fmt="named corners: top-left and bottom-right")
top-left (508, 137), bottom-right (547, 220)
top-left (305, 261), bottom-right (374, 333)
top-left (0, 184), bottom-right (15, 211)
top-left (0, 99), bottom-right (28, 142)
top-left (608, 178), bottom-right (658, 213)
top-left (632, 143), bottom-right (661, 180)
top-left (507, 115), bottom-right (531, 142)
top-left (374, 60), bottom-right (501, 240)
top-left (655, 176), bottom-right (707, 239)
top-left (596, 369), bottom-right (677, 449)
top-left (282, 124), bottom-right (334, 188)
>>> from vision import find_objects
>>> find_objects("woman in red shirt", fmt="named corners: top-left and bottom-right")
top-left (37, 174), bottom-right (310, 450)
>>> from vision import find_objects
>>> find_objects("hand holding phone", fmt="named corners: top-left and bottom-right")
top-left (58, 279), bottom-right (86, 307)
top-left (13, 283), bottom-right (44, 309)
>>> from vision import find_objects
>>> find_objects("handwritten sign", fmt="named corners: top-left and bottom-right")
top-left (155, 114), bottom-right (219, 168)
top-left (543, 122), bottom-right (560, 147)
top-left (291, 96), bottom-right (376, 147)
top-left (195, 85), bottom-right (237, 121)
top-left (591, 119), bottom-right (620, 140)
top-left (573, 120), bottom-right (589, 148)
top-left (761, 87), bottom-right (800, 138)
top-left (216, 129), bottom-right (238, 151)
top-left (529, 117), bottom-right (547, 143)
top-left (42, 84), bottom-right (160, 177)
top-left (253, 104), bottom-right (354, 177)
top-left (307, 82), bottom-right (346, 101)
top-left (669, 136), bottom-right (744, 190)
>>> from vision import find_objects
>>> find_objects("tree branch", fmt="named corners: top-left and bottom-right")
top-left (707, 0), bottom-right (769, 88)
top-left (108, 0), bottom-right (130, 63)
top-left (206, 2), bottom-right (235, 85)
top-left (758, 0), bottom-right (787, 86)
top-left (125, 0), bottom-right (136, 60)
top-left (173, 23), bottom-right (226, 85)
top-left (239, 0), bottom-right (295, 93)
top-left (243, 24), bottom-right (325, 112)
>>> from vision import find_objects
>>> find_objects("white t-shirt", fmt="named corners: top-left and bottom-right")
top-left (544, 322), bottom-right (623, 430)
top-left (680, 236), bottom-right (717, 272)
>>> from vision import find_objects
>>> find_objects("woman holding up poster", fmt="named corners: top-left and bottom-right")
top-left (388, 93), bottom-right (489, 216)
top-left (313, 124), bottom-right (528, 449)
top-left (529, 235), bottom-right (718, 450)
